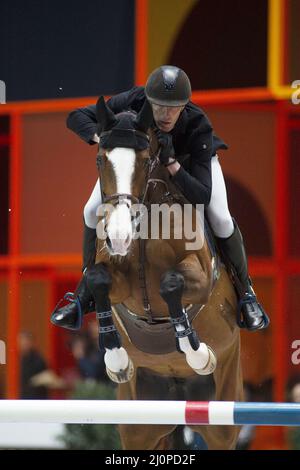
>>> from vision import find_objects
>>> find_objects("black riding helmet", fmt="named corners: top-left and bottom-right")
top-left (145, 65), bottom-right (192, 107)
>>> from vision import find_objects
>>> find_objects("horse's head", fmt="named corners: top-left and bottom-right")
top-left (96, 96), bottom-right (153, 257)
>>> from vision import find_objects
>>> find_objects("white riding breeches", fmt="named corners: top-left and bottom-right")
top-left (206, 155), bottom-right (234, 238)
top-left (83, 178), bottom-right (102, 229)
top-left (83, 155), bottom-right (234, 239)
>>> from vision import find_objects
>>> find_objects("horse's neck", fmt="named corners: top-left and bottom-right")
top-left (146, 166), bottom-right (213, 268)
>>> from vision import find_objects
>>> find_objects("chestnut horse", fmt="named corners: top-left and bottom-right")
top-left (85, 97), bottom-right (243, 450)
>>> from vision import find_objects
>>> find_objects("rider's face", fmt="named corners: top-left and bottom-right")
top-left (151, 103), bottom-right (184, 133)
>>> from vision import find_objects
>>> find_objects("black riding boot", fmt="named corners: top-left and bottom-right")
top-left (50, 223), bottom-right (97, 330)
top-left (216, 219), bottom-right (270, 331)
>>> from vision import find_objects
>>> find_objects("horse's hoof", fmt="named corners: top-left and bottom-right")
top-left (106, 357), bottom-right (135, 384)
top-left (194, 346), bottom-right (217, 375)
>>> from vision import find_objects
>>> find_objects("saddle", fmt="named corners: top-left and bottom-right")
top-left (112, 303), bottom-right (202, 355)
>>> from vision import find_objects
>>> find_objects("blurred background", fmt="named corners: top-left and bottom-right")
top-left (0, 0), bottom-right (300, 450)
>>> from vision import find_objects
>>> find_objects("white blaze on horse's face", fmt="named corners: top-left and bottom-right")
top-left (106, 147), bottom-right (136, 256)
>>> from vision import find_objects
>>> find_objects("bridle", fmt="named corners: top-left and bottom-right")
top-left (97, 127), bottom-right (173, 323)
top-left (97, 128), bottom-right (169, 208)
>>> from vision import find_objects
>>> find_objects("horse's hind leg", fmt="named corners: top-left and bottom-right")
top-left (117, 371), bottom-right (176, 450)
top-left (118, 423), bottom-right (176, 450)
top-left (192, 424), bottom-right (239, 450)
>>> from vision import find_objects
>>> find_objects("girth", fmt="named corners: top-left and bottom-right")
top-left (112, 303), bottom-right (203, 355)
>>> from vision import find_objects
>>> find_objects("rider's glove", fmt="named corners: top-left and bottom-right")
top-left (154, 129), bottom-right (175, 165)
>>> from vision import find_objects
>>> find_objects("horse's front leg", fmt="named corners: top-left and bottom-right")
top-left (85, 263), bottom-right (134, 383)
top-left (160, 270), bottom-right (216, 375)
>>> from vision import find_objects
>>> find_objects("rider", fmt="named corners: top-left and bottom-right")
top-left (51, 65), bottom-right (269, 332)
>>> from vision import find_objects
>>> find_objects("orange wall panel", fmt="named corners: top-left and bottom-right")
top-left (21, 113), bottom-right (97, 254)
top-left (206, 106), bottom-right (276, 254)
top-left (240, 277), bottom-right (275, 387)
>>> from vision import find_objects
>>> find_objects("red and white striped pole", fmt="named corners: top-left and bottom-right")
top-left (0, 400), bottom-right (300, 426)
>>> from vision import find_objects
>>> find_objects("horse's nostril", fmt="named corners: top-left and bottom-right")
top-left (125, 235), bottom-right (130, 245)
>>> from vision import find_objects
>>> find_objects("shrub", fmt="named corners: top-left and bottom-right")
top-left (58, 380), bottom-right (121, 450)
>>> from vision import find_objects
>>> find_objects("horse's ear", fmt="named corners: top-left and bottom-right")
top-left (135, 99), bottom-right (153, 133)
top-left (96, 96), bottom-right (117, 132)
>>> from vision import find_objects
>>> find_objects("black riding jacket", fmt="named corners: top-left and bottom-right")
top-left (67, 86), bottom-right (227, 205)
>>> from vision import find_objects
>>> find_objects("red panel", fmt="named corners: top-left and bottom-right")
top-left (274, 103), bottom-right (289, 405)
top-left (7, 113), bottom-right (22, 398)
top-left (135, 0), bottom-right (148, 85)
top-left (21, 113), bottom-right (96, 254)
top-left (288, 129), bottom-right (300, 256)
top-left (286, 276), bottom-right (300, 378)
top-left (185, 402), bottom-right (209, 425)
top-left (1, 95), bottom-right (299, 437)
top-left (0, 136), bottom-right (10, 145)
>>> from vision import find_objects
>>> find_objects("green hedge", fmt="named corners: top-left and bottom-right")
top-left (58, 380), bottom-right (121, 450)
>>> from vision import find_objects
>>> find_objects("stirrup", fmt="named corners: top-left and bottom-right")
top-left (51, 292), bottom-right (83, 330)
top-left (237, 293), bottom-right (270, 330)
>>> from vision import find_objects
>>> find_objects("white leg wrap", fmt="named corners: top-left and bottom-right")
top-left (176, 325), bottom-right (217, 375)
top-left (104, 347), bottom-right (134, 384)
top-left (104, 347), bottom-right (129, 372)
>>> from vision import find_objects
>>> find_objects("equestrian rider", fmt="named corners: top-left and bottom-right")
top-left (51, 65), bottom-right (269, 332)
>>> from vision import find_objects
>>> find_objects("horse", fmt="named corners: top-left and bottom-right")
top-left (84, 96), bottom-right (243, 450)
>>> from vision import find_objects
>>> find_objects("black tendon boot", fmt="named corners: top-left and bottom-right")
top-left (50, 223), bottom-right (97, 330)
top-left (216, 220), bottom-right (270, 331)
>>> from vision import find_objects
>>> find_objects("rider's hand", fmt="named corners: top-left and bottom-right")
top-left (154, 129), bottom-right (175, 165)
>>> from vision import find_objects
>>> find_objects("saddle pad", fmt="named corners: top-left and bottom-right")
top-left (112, 303), bottom-right (202, 355)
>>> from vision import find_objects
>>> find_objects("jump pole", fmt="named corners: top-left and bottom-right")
top-left (0, 401), bottom-right (300, 426)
